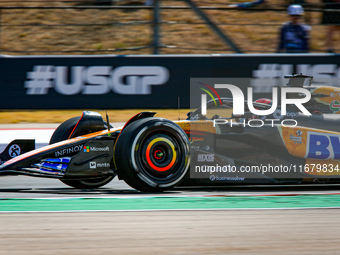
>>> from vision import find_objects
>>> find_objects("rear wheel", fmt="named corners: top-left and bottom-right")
top-left (114, 118), bottom-right (190, 192)
top-left (50, 116), bottom-right (114, 189)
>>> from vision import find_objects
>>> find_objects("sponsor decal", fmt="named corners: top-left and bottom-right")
top-left (198, 154), bottom-right (214, 162)
top-left (9, 144), bottom-right (21, 158)
top-left (84, 146), bottom-right (110, 152)
top-left (280, 126), bottom-right (308, 158)
top-left (273, 109), bottom-right (298, 120)
top-left (330, 100), bottom-right (340, 113)
top-left (97, 163), bottom-right (110, 168)
top-left (55, 145), bottom-right (83, 157)
top-left (306, 132), bottom-right (340, 160)
top-left (309, 87), bottom-right (340, 109)
top-left (25, 65), bottom-right (169, 95)
top-left (189, 137), bottom-right (205, 143)
top-left (290, 135), bottom-right (302, 144)
top-left (89, 162), bottom-right (110, 169)
top-left (290, 130), bottom-right (303, 144)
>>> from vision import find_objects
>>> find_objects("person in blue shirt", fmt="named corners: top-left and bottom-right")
top-left (278, 5), bottom-right (311, 53)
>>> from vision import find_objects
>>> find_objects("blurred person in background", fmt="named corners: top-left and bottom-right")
top-left (321, 0), bottom-right (340, 52)
top-left (277, 4), bottom-right (311, 53)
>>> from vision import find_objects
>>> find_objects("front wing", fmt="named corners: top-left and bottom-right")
top-left (0, 136), bottom-right (116, 180)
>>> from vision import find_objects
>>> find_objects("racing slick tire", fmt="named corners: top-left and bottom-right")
top-left (114, 117), bottom-right (190, 192)
top-left (50, 116), bottom-right (114, 189)
top-left (49, 116), bottom-right (80, 145)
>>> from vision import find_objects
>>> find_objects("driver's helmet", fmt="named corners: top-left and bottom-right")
top-left (254, 98), bottom-right (272, 106)
top-left (252, 98), bottom-right (272, 120)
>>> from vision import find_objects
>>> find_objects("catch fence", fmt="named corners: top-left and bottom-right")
top-left (0, 0), bottom-right (337, 54)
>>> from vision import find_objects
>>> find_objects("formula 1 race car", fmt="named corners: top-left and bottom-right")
top-left (0, 111), bottom-right (191, 192)
top-left (1, 74), bottom-right (340, 192)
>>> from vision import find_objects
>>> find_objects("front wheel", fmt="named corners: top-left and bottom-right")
top-left (114, 118), bottom-right (190, 192)
top-left (60, 177), bottom-right (114, 189)
top-left (50, 115), bottom-right (114, 189)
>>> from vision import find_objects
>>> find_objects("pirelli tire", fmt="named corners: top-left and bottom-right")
top-left (114, 117), bottom-right (190, 192)
top-left (49, 116), bottom-right (81, 145)
top-left (50, 116), bottom-right (114, 189)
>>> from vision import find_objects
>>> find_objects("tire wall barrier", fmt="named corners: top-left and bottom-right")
top-left (0, 54), bottom-right (339, 109)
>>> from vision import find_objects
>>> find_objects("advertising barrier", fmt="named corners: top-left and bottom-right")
top-left (0, 54), bottom-right (339, 109)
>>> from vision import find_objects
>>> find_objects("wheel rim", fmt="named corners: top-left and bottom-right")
top-left (145, 136), bottom-right (177, 172)
top-left (134, 130), bottom-right (187, 182)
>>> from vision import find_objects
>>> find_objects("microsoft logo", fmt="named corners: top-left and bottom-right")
top-left (84, 146), bottom-right (90, 152)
